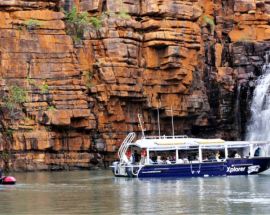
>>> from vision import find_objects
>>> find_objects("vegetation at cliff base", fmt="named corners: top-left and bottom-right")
top-left (0, 84), bottom-right (28, 172)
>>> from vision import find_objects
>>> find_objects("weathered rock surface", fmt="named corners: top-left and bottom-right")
top-left (0, 0), bottom-right (269, 170)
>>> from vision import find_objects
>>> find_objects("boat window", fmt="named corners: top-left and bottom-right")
top-left (202, 149), bottom-right (225, 162)
top-left (149, 150), bottom-right (176, 164)
top-left (178, 149), bottom-right (199, 163)
top-left (227, 147), bottom-right (249, 158)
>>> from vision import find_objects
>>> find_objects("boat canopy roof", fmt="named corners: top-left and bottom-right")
top-left (129, 136), bottom-right (270, 151)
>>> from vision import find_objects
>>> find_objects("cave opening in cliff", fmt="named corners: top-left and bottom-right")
top-left (146, 45), bottom-right (168, 68)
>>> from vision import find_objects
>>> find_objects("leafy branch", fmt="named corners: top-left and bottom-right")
top-left (64, 6), bottom-right (102, 43)
top-left (47, 105), bottom-right (57, 112)
top-left (202, 15), bottom-right (215, 34)
top-left (4, 85), bottom-right (28, 111)
top-left (27, 77), bottom-right (49, 94)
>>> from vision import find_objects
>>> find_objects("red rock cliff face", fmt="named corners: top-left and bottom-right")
top-left (0, 0), bottom-right (269, 170)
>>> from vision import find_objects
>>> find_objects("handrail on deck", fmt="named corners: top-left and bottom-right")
top-left (144, 135), bottom-right (188, 139)
top-left (118, 132), bottom-right (136, 162)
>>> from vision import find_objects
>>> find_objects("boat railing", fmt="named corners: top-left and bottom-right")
top-left (226, 141), bottom-right (270, 145)
top-left (143, 135), bottom-right (188, 140)
top-left (118, 132), bottom-right (136, 162)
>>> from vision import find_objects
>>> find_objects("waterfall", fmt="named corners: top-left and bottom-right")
top-left (246, 53), bottom-right (270, 141)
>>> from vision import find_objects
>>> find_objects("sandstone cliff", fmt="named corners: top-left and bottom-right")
top-left (0, 0), bottom-right (269, 170)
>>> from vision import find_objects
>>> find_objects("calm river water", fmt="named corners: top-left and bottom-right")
top-left (1, 170), bottom-right (270, 214)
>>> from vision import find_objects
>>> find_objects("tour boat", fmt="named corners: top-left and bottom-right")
top-left (111, 132), bottom-right (270, 178)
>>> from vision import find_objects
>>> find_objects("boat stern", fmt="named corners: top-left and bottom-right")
top-left (110, 162), bottom-right (140, 178)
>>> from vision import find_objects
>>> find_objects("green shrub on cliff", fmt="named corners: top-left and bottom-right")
top-left (65, 7), bottom-right (88, 42)
top-left (64, 6), bottom-right (102, 43)
top-left (89, 17), bottom-right (102, 29)
top-left (83, 70), bottom-right (94, 89)
top-left (40, 83), bottom-right (49, 94)
top-left (202, 15), bottom-right (215, 34)
top-left (65, 6), bottom-right (90, 25)
top-left (4, 85), bottom-right (28, 110)
top-left (118, 10), bottom-right (131, 19)
top-left (27, 77), bottom-right (49, 94)
top-left (23, 19), bottom-right (43, 30)
top-left (47, 105), bottom-right (57, 112)
top-left (26, 76), bottom-right (35, 85)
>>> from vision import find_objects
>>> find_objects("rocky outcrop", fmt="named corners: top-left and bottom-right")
top-left (205, 0), bottom-right (270, 139)
top-left (0, 2), bottom-right (98, 170)
top-left (0, 0), bottom-right (270, 170)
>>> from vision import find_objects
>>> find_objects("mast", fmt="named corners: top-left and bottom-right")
top-left (157, 100), bottom-right (161, 138)
top-left (171, 106), bottom-right (175, 138)
top-left (138, 114), bottom-right (145, 138)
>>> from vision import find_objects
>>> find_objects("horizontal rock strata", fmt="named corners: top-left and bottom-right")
top-left (0, 0), bottom-right (269, 170)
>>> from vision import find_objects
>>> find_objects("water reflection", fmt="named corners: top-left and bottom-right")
top-left (0, 171), bottom-right (270, 214)
top-left (114, 175), bottom-right (270, 214)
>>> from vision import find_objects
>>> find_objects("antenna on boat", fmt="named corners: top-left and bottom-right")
top-left (138, 114), bottom-right (145, 138)
top-left (171, 106), bottom-right (175, 138)
top-left (157, 100), bottom-right (161, 139)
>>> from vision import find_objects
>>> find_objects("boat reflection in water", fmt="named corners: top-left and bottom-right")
top-left (111, 132), bottom-right (270, 178)
top-left (114, 173), bottom-right (270, 214)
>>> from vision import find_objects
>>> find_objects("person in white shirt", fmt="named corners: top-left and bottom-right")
top-left (234, 152), bottom-right (241, 158)
top-left (215, 151), bottom-right (221, 162)
top-left (157, 156), bottom-right (163, 164)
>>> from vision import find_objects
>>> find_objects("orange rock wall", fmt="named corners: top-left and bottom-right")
top-left (0, 0), bottom-right (270, 170)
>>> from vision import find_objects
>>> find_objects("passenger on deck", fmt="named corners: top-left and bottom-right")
top-left (132, 150), bottom-right (140, 163)
top-left (215, 151), bottom-right (221, 162)
top-left (151, 154), bottom-right (157, 163)
top-left (157, 156), bottom-right (163, 164)
top-left (166, 157), bottom-right (171, 164)
top-left (208, 153), bottom-right (216, 161)
top-left (149, 158), bottom-right (154, 164)
top-left (254, 148), bottom-right (261, 157)
top-left (234, 152), bottom-right (241, 158)
top-left (203, 155), bottom-right (208, 162)
top-left (125, 149), bottom-right (132, 164)
top-left (177, 158), bottom-right (184, 164)
top-left (192, 155), bottom-right (200, 163)
top-left (183, 158), bottom-right (189, 163)
top-left (140, 148), bottom-right (147, 164)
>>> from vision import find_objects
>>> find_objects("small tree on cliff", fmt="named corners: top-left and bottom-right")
top-left (64, 6), bottom-right (102, 43)
top-left (0, 85), bottom-right (28, 172)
